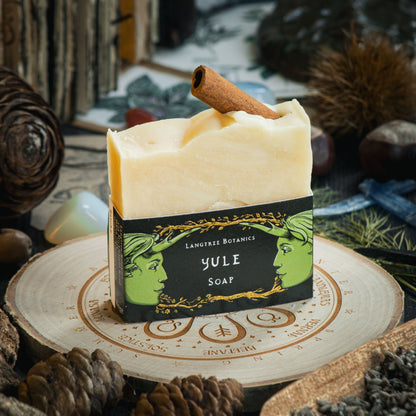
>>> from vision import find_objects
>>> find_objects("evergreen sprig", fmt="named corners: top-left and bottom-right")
top-left (313, 187), bottom-right (416, 297)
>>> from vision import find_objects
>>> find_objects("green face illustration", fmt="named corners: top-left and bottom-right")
top-left (273, 236), bottom-right (312, 288)
top-left (125, 252), bottom-right (168, 305)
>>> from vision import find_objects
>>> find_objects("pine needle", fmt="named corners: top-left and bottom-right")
top-left (314, 207), bottom-right (412, 249)
top-left (313, 198), bottom-right (416, 295)
top-left (311, 185), bottom-right (340, 209)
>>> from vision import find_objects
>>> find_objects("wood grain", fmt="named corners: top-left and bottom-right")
top-left (4, 234), bottom-right (404, 412)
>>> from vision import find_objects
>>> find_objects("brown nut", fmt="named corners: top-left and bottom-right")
top-left (311, 125), bottom-right (335, 176)
top-left (359, 120), bottom-right (416, 181)
top-left (0, 228), bottom-right (32, 264)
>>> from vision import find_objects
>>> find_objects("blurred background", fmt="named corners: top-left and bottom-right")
top-left (0, 1), bottom-right (416, 414)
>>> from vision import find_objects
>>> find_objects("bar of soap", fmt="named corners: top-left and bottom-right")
top-left (107, 99), bottom-right (312, 219)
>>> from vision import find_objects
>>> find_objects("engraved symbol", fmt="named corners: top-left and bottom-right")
top-left (246, 307), bottom-right (296, 328)
top-left (215, 325), bottom-right (232, 338)
top-left (199, 316), bottom-right (246, 344)
top-left (75, 327), bottom-right (87, 332)
top-left (157, 320), bottom-right (182, 333)
top-left (258, 313), bottom-right (280, 323)
top-left (144, 318), bottom-right (194, 339)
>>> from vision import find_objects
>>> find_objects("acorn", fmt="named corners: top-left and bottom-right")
top-left (359, 120), bottom-right (416, 181)
top-left (0, 228), bottom-right (32, 264)
top-left (0, 67), bottom-right (64, 219)
top-left (311, 126), bottom-right (335, 176)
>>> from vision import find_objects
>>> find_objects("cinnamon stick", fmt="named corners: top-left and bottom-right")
top-left (191, 65), bottom-right (279, 119)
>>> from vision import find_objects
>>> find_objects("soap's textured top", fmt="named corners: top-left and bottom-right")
top-left (107, 99), bottom-right (312, 219)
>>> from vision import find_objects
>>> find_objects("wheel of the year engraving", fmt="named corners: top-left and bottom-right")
top-left (4, 233), bottom-right (403, 411)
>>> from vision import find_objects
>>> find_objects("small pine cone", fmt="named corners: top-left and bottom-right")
top-left (132, 375), bottom-right (244, 416)
top-left (18, 347), bottom-right (125, 416)
top-left (0, 392), bottom-right (46, 415)
top-left (0, 307), bottom-right (19, 367)
top-left (0, 307), bottom-right (21, 393)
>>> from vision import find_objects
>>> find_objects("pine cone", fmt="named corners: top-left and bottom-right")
top-left (0, 392), bottom-right (46, 416)
top-left (132, 375), bottom-right (244, 416)
top-left (0, 307), bottom-right (19, 368)
top-left (0, 307), bottom-right (20, 393)
top-left (0, 66), bottom-right (64, 218)
top-left (18, 347), bottom-right (125, 415)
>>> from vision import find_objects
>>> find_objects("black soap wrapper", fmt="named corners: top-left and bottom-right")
top-left (108, 196), bottom-right (313, 323)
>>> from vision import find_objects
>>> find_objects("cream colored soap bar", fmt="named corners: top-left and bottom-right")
top-left (107, 99), bottom-right (312, 219)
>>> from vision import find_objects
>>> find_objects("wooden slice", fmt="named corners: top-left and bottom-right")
top-left (4, 234), bottom-right (403, 411)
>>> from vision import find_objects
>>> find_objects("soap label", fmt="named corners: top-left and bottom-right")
top-left (109, 196), bottom-right (313, 323)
